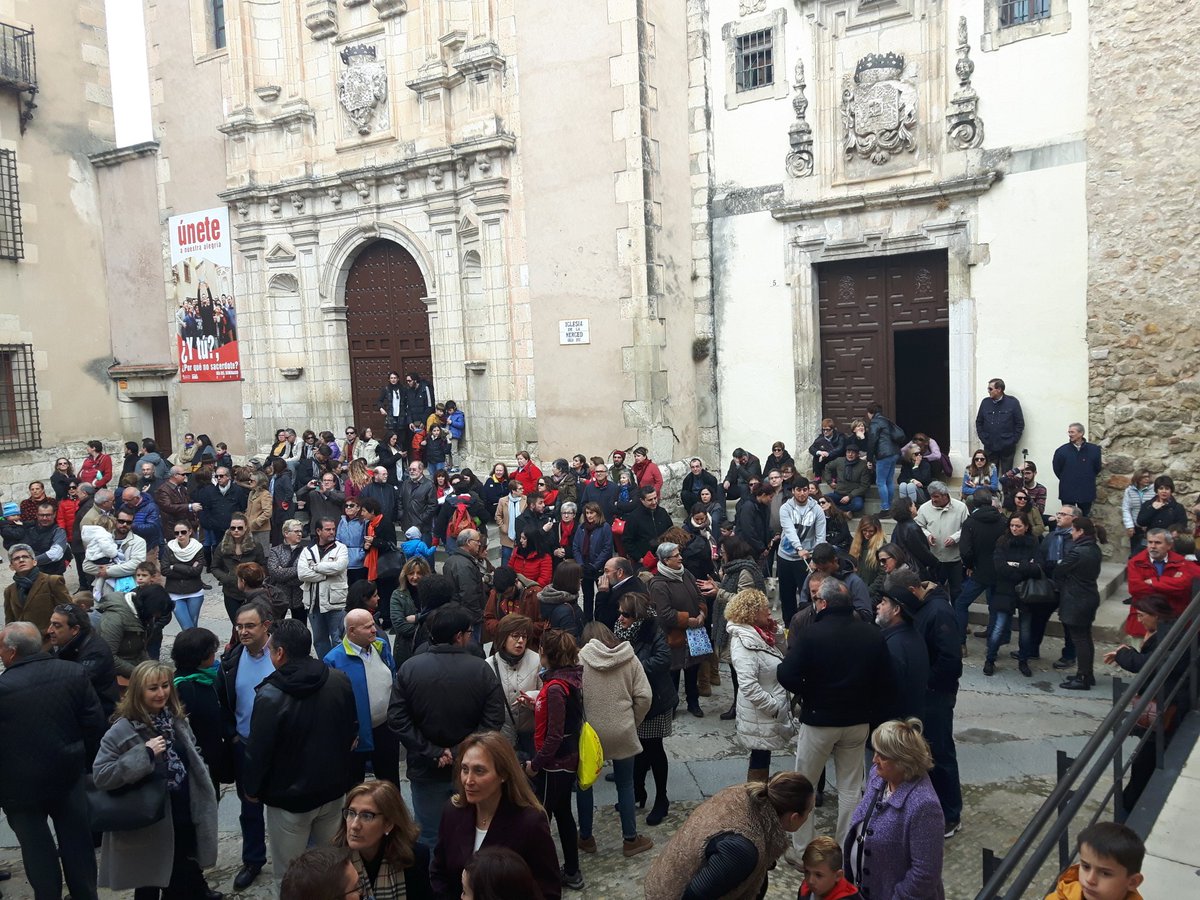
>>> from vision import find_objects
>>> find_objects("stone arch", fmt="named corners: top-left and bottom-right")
top-left (318, 222), bottom-right (439, 310)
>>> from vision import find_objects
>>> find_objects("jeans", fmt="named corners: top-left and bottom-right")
top-left (173, 593), bottom-right (205, 631)
top-left (232, 740), bottom-right (267, 868)
top-left (823, 491), bottom-right (864, 515)
top-left (924, 690), bottom-right (962, 825)
top-left (1018, 604), bottom-right (1053, 660)
top-left (202, 527), bottom-right (225, 556)
top-left (898, 482), bottom-right (927, 505)
top-left (954, 577), bottom-right (993, 642)
top-left (874, 454), bottom-right (898, 511)
top-left (409, 777), bottom-right (454, 849)
top-left (577, 755), bottom-right (637, 840)
top-left (500, 546), bottom-right (513, 567)
top-left (309, 607), bottom-right (346, 659)
top-left (792, 722), bottom-right (869, 848)
top-left (5, 776), bottom-right (99, 900)
top-left (266, 798), bottom-right (343, 895)
top-left (776, 556), bottom-right (808, 625)
top-left (985, 609), bottom-right (1013, 663)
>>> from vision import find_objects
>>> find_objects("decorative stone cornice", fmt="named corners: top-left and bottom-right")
top-left (88, 140), bottom-right (160, 168)
top-left (219, 101), bottom-right (316, 137)
top-left (305, 0), bottom-right (338, 40)
top-left (372, 0), bottom-right (407, 20)
top-left (406, 60), bottom-right (453, 94)
top-left (454, 42), bottom-right (505, 80)
top-left (772, 171), bottom-right (1001, 221)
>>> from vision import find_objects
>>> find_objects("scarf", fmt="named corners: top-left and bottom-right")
top-left (581, 521), bottom-right (598, 558)
top-left (150, 709), bottom-right (187, 791)
top-left (173, 665), bottom-right (217, 687)
top-left (167, 538), bottom-right (203, 562)
top-left (753, 624), bottom-right (777, 647)
top-left (656, 561), bottom-right (684, 582)
top-left (497, 646), bottom-right (525, 668)
top-left (13, 572), bottom-right (38, 603)
top-left (613, 619), bottom-right (639, 643)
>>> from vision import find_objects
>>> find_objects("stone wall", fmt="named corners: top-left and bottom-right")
top-left (1086, 0), bottom-right (1200, 551)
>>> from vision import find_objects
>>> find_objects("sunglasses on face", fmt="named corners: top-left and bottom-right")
top-left (174, 529), bottom-right (189, 535)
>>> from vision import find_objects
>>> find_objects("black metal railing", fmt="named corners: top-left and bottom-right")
top-left (0, 22), bottom-right (37, 132)
top-left (976, 583), bottom-right (1200, 899)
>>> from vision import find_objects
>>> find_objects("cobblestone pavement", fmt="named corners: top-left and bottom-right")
top-left (0, 564), bottom-right (1124, 899)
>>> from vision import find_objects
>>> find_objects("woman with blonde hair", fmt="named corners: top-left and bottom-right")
top-left (245, 472), bottom-right (273, 553)
top-left (430, 731), bottom-right (560, 900)
top-left (92, 660), bottom-right (219, 898)
top-left (389, 555), bottom-right (432, 665)
top-left (725, 589), bottom-right (792, 783)
top-left (844, 718), bottom-right (945, 898)
top-left (645, 771), bottom-right (814, 900)
top-left (334, 780), bottom-right (432, 899)
top-left (849, 514), bottom-right (886, 587)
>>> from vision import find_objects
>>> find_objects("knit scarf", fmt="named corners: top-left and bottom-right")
top-left (150, 709), bottom-right (187, 791)
top-left (173, 665), bottom-right (217, 688)
top-left (656, 561), bottom-right (684, 581)
top-left (581, 521), bottom-right (597, 558)
top-left (13, 572), bottom-right (38, 602)
top-left (167, 538), bottom-right (203, 562)
top-left (497, 646), bottom-right (526, 668)
top-left (613, 619), bottom-right (639, 643)
top-left (753, 624), bottom-right (777, 647)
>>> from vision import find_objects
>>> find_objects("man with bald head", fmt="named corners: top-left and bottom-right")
top-left (324, 608), bottom-right (399, 785)
top-left (119, 485), bottom-right (163, 560)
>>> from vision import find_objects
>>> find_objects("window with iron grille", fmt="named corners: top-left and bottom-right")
top-left (1000, 0), bottom-right (1051, 26)
top-left (735, 30), bottom-right (773, 92)
top-left (0, 149), bottom-right (21, 261)
top-left (212, 0), bottom-right (227, 50)
top-left (0, 344), bottom-right (41, 451)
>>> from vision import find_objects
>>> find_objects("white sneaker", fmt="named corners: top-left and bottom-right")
top-left (944, 820), bottom-right (962, 839)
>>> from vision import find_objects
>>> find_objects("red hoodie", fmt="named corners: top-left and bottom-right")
top-left (800, 877), bottom-right (860, 900)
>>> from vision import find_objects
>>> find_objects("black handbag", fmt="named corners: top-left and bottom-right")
top-left (1016, 569), bottom-right (1056, 604)
top-left (85, 772), bottom-right (168, 832)
top-left (375, 549), bottom-right (406, 581)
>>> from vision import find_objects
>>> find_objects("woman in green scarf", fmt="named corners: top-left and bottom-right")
top-left (169, 627), bottom-right (224, 791)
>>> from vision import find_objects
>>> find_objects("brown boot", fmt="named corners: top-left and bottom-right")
top-left (747, 767), bottom-right (770, 784)
top-left (697, 658), bottom-right (712, 697)
top-left (708, 656), bottom-right (722, 686)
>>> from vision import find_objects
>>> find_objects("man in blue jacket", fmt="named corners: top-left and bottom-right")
top-left (324, 609), bottom-right (399, 786)
top-left (975, 378), bottom-right (1025, 473)
top-left (1051, 422), bottom-right (1103, 516)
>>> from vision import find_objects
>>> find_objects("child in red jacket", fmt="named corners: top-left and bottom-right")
top-left (799, 836), bottom-right (860, 900)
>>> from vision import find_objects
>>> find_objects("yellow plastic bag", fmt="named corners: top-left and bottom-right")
top-left (576, 721), bottom-right (604, 789)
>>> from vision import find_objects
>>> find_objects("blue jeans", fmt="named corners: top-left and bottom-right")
top-left (1018, 604), bottom-right (1053, 660)
top-left (898, 482), bottom-right (927, 505)
top-left (577, 756), bottom-right (637, 840)
top-left (174, 593), bottom-right (205, 630)
top-left (409, 777), bottom-right (453, 849)
top-left (823, 491), bottom-right (864, 514)
top-left (985, 609), bottom-right (1013, 663)
top-left (309, 608), bottom-right (346, 659)
top-left (6, 776), bottom-right (99, 900)
top-left (874, 454), bottom-right (898, 511)
top-left (500, 546), bottom-right (513, 567)
top-left (924, 690), bottom-right (962, 825)
top-left (953, 577), bottom-right (992, 643)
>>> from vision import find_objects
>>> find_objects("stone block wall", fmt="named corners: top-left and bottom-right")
top-left (1087, 0), bottom-right (1200, 550)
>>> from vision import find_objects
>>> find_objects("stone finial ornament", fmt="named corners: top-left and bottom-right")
top-left (842, 52), bottom-right (917, 165)
top-left (946, 16), bottom-right (985, 150)
top-left (786, 58), bottom-right (814, 177)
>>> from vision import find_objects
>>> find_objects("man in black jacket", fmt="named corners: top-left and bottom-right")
top-left (514, 491), bottom-right (558, 554)
top-left (623, 486), bottom-right (674, 566)
top-left (777, 580), bottom-right (887, 848)
top-left (0, 622), bottom-right (106, 900)
top-left (442, 529), bottom-right (487, 636)
top-left (397, 461), bottom-right (437, 543)
top-left (975, 378), bottom-right (1024, 474)
top-left (874, 589), bottom-right (930, 724)
top-left (955, 488), bottom-right (1007, 650)
top-left (388, 604), bottom-right (505, 849)
top-left (884, 569), bottom-right (964, 837)
top-left (593, 557), bottom-right (639, 630)
top-left (243, 619), bottom-right (357, 895)
top-left (195, 465), bottom-right (249, 552)
top-left (403, 371), bottom-right (435, 430)
top-left (681, 458), bottom-right (722, 510)
top-left (47, 603), bottom-right (120, 718)
top-left (733, 484), bottom-right (773, 562)
top-left (723, 448), bottom-right (762, 501)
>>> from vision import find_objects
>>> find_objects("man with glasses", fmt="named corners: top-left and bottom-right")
top-left (196, 466), bottom-right (249, 563)
top-left (442, 528), bottom-right (487, 639)
top-left (0, 621), bottom-right (106, 900)
top-left (14, 501), bottom-right (71, 577)
top-left (243, 619), bottom-right (357, 895)
top-left (807, 418), bottom-right (846, 483)
top-left (397, 461), bottom-right (436, 545)
top-left (118, 486), bottom-right (163, 562)
top-left (82, 512), bottom-right (147, 596)
top-left (216, 599), bottom-right (275, 891)
top-left (154, 465), bottom-right (201, 541)
top-left (580, 462), bottom-right (618, 521)
top-left (212, 513), bottom-right (268, 624)
top-left (975, 377), bottom-right (1025, 473)
top-left (4, 544), bottom-right (72, 640)
top-left (299, 517), bottom-right (350, 658)
top-left (338, 427), bottom-right (367, 471)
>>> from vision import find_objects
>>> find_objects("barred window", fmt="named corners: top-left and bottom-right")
top-left (0, 344), bottom-right (41, 450)
top-left (0, 149), bottom-right (22, 261)
top-left (735, 30), bottom-right (773, 92)
top-left (1000, 0), bottom-right (1051, 26)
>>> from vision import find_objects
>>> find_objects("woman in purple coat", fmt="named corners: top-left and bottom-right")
top-left (843, 718), bottom-right (945, 899)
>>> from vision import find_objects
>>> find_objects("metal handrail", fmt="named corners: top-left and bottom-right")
top-left (976, 582), bottom-right (1200, 899)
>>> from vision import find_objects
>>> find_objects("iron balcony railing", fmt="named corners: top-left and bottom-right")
top-left (0, 22), bottom-right (37, 132)
top-left (976, 582), bottom-right (1200, 899)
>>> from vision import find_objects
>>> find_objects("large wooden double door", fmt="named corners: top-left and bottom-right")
top-left (816, 250), bottom-right (949, 446)
top-left (345, 240), bottom-right (431, 436)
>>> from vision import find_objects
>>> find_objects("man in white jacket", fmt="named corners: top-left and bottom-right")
top-left (777, 478), bottom-right (826, 624)
top-left (298, 517), bottom-right (349, 658)
top-left (914, 481), bottom-right (970, 597)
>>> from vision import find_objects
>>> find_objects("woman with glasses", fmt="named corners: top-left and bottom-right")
top-left (160, 522), bottom-right (207, 630)
top-left (92, 660), bottom-right (220, 899)
top-left (816, 494), bottom-right (852, 551)
top-left (268, 519), bottom-right (309, 625)
top-left (961, 449), bottom-right (999, 501)
top-left (50, 458), bottom-right (76, 501)
top-left (648, 542), bottom-right (708, 720)
top-left (335, 781), bottom-right (432, 900)
top-left (1003, 489), bottom-right (1046, 539)
top-left (430, 731), bottom-right (561, 900)
top-left (868, 543), bottom-right (911, 604)
top-left (898, 445), bottom-right (933, 507)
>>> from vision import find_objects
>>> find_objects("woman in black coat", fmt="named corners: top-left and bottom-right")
top-left (889, 498), bottom-right (940, 581)
top-left (1054, 517), bottom-right (1103, 691)
top-left (170, 627), bottom-right (225, 791)
top-left (988, 514), bottom-right (1041, 677)
top-left (816, 495), bottom-right (852, 550)
top-left (1136, 475), bottom-right (1189, 532)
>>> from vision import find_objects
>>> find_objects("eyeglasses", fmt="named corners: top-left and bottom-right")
top-left (216, 473), bottom-right (231, 479)
top-left (1015, 495), bottom-right (1028, 501)
top-left (174, 529), bottom-right (189, 535)
top-left (912, 452), bottom-right (922, 457)
top-left (9, 555), bottom-right (33, 563)
top-left (341, 808), bottom-right (379, 823)
top-left (973, 457), bottom-right (986, 462)
top-left (336, 874), bottom-right (370, 900)
top-left (228, 525), bottom-right (246, 531)
top-left (876, 554), bottom-right (892, 562)
top-left (116, 519), bottom-right (134, 525)
top-left (618, 609), bottom-right (635, 619)
top-left (345, 431), bottom-right (356, 437)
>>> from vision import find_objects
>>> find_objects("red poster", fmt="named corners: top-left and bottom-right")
top-left (168, 207), bottom-right (241, 383)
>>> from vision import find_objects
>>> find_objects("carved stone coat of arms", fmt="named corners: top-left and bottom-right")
top-left (842, 52), bottom-right (917, 165)
top-left (338, 44), bottom-right (388, 136)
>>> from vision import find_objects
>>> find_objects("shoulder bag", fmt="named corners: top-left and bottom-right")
top-left (85, 771), bottom-right (168, 832)
top-left (1015, 566), bottom-right (1056, 604)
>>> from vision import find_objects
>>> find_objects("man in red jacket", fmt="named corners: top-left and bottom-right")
top-left (1124, 528), bottom-right (1200, 636)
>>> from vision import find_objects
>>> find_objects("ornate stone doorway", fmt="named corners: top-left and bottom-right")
top-left (816, 250), bottom-right (950, 449)
top-left (344, 240), bottom-right (431, 436)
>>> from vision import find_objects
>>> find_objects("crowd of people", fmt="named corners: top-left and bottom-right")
top-left (0, 378), bottom-right (1188, 899)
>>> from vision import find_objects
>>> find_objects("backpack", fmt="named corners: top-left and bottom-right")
top-left (447, 503), bottom-right (473, 539)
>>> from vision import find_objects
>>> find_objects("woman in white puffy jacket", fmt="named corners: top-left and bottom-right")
top-left (726, 588), bottom-right (793, 784)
